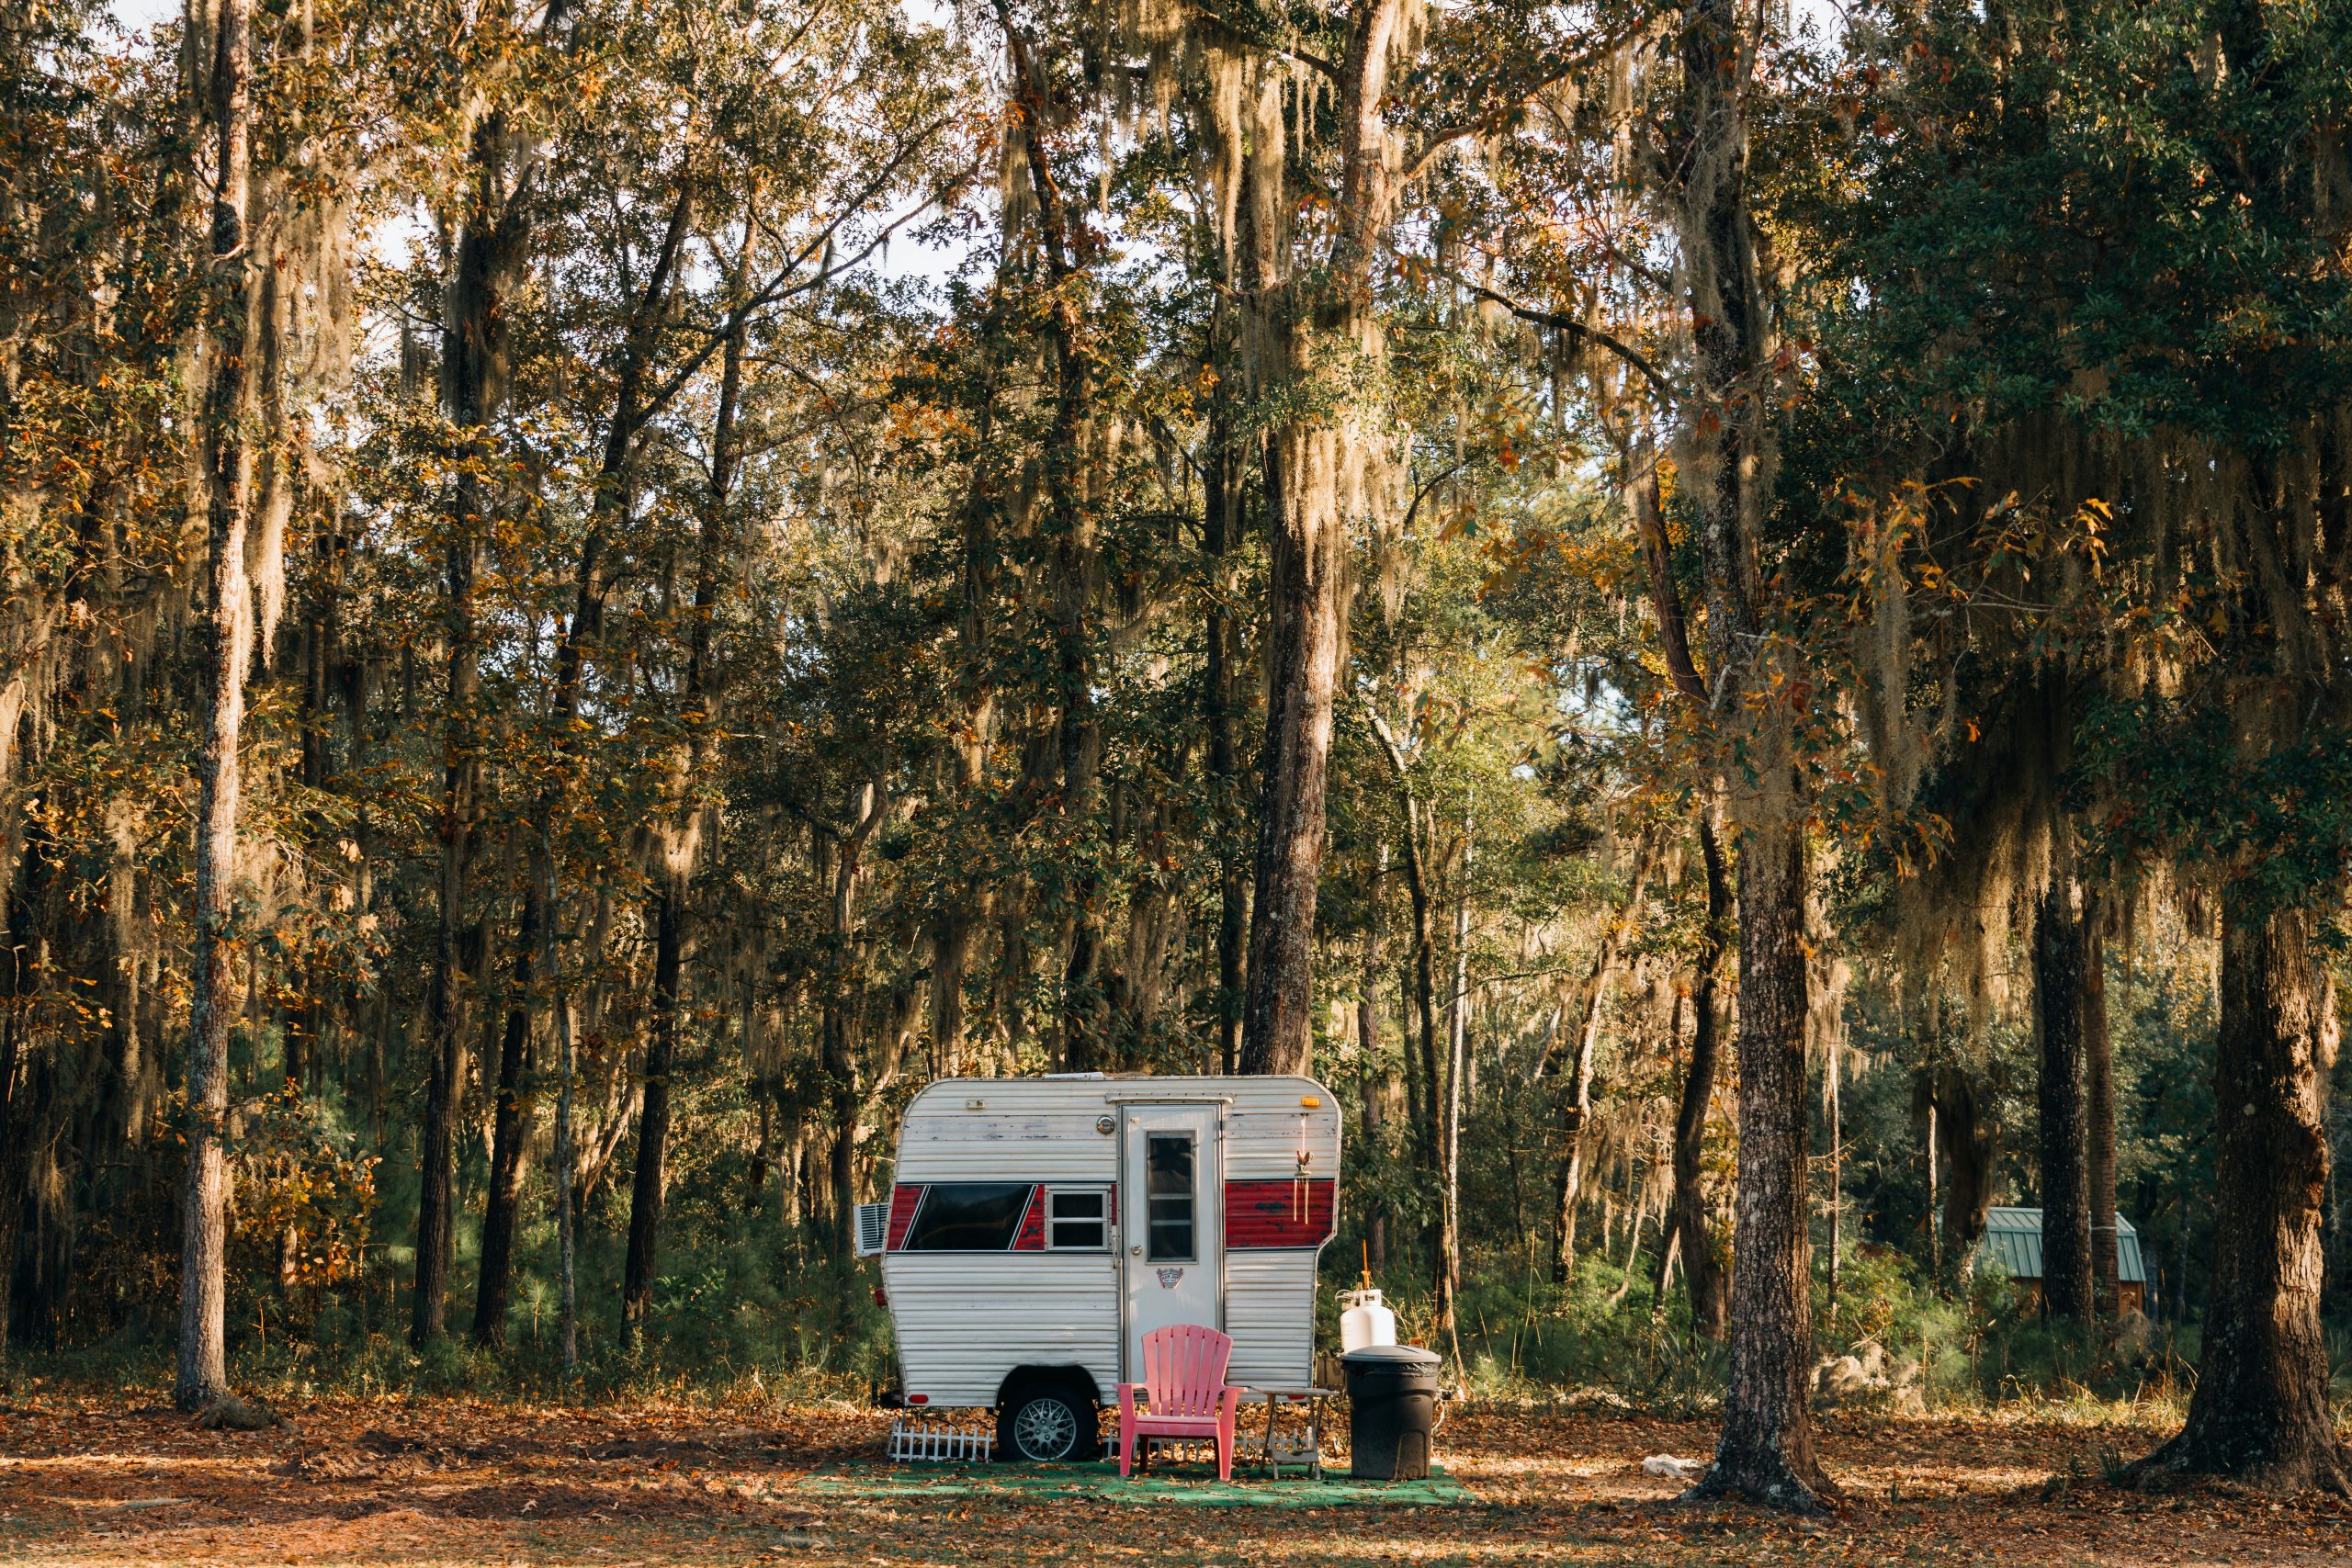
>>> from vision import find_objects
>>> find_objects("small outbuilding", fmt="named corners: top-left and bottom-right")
top-left (1979, 1205), bottom-right (2148, 1314)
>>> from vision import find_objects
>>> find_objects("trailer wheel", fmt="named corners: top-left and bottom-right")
top-left (998, 1382), bottom-right (1096, 1462)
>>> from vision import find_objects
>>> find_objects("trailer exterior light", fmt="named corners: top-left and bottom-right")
top-left (1300, 1096), bottom-right (1320, 1108)
top-left (907, 1393), bottom-right (929, 1404)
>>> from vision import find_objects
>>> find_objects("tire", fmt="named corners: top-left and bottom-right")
top-left (997, 1383), bottom-right (1098, 1463)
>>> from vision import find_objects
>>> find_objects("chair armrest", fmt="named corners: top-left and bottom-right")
top-left (1117, 1382), bottom-right (1142, 1414)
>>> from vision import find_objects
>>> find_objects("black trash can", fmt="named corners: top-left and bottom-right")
top-left (1341, 1345), bottom-right (1442, 1481)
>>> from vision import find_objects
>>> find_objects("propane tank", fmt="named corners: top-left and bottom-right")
top-left (1340, 1288), bottom-right (1396, 1352)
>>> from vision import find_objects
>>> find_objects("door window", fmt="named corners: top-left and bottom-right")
top-left (1144, 1134), bottom-right (1196, 1261)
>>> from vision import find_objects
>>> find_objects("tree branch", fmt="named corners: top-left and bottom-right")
top-left (1438, 265), bottom-right (1674, 398)
top-left (1402, 24), bottom-right (1648, 184)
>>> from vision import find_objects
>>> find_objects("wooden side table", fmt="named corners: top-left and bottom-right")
top-left (1247, 1384), bottom-right (1336, 1480)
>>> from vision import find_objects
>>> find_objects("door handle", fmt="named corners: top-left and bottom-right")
top-left (1130, 1245), bottom-right (1144, 1257)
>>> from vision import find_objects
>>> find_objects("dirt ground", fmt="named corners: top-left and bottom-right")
top-left (2, 1395), bottom-right (2346, 1565)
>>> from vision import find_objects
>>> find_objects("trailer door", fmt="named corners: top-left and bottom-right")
top-left (1120, 1103), bottom-right (1222, 1381)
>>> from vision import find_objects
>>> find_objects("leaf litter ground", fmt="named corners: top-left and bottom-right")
top-left (797, 1460), bottom-right (1470, 1506)
top-left (2, 1395), bottom-right (2346, 1564)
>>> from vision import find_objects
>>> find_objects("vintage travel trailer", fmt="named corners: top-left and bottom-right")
top-left (854, 1073), bottom-right (1340, 1461)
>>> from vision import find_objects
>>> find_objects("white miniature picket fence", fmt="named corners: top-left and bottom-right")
top-left (888, 1414), bottom-right (996, 1463)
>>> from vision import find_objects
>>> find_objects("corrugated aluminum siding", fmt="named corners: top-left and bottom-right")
top-left (893, 1075), bottom-right (1339, 1186)
top-left (1226, 1251), bottom-right (1318, 1387)
top-left (1218, 1083), bottom-right (1340, 1179)
top-left (895, 1113), bottom-right (1123, 1183)
top-left (881, 1252), bottom-right (1120, 1406)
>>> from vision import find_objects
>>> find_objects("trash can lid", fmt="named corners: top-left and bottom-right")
top-left (1340, 1344), bottom-right (1442, 1367)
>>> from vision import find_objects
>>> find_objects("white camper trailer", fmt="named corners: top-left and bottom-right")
top-left (854, 1073), bottom-right (1340, 1461)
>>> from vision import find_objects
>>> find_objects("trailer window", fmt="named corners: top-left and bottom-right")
top-left (1144, 1134), bottom-right (1196, 1261)
top-left (899, 1183), bottom-right (1032, 1251)
top-left (1045, 1188), bottom-right (1110, 1250)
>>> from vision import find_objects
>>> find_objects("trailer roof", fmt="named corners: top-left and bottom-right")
top-left (902, 1072), bottom-right (1334, 1108)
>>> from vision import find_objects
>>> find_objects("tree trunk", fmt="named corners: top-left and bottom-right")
top-left (1401, 805), bottom-right (1442, 1285)
top-left (1609, 1194), bottom-right (1649, 1306)
top-left (1215, 836), bottom-right (1247, 1077)
top-left (1666, 814), bottom-right (1729, 1337)
top-left (287, 514), bottom-right (341, 1112)
top-left (1044, 232), bottom-right (1103, 1076)
top-left (1920, 1065), bottom-right (1995, 1278)
top-left (413, 108), bottom-right (528, 1344)
top-left (779, 1105), bottom-right (807, 1236)
top-left (176, 0), bottom-right (254, 1410)
top-left (931, 914), bottom-right (973, 1077)
top-left (1396, 972), bottom-right (1425, 1179)
top-left (825, 994), bottom-right (857, 1262)
top-left (1926, 1096), bottom-right (1941, 1275)
top-left (2084, 907), bottom-right (2119, 1318)
top-left (617, 262), bottom-right (743, 1348)
top-left (990, 14), bottom-right (1107, 1077)
top-left (1363, 699), bottom-right (1442, 1179)
top-left (748, 1085), bottom-right (774, 1209)
top-left (1697, 822), bottom-right (1832, 1506)
top-left (1550, 829), bottom-right (1660, 1284)
top-left (544, 846), bottom-right (579, 1371)
top-left (0, 850), bottom-right (37, 1362)
top-left (1357, 845), bottom-right (1387, 1270)
top-left (1826, 1043), bottom-right (1842, 1320)
top-left (1436, 800), bottom-right (1472, 1327)
top-left (1236, 0), bottom-right (1407, 1078)
top-left (472, 889), bottom-right (537, 1347)
top-left (1673, 0), bottom-right (1832, 1507)
top-left (2131, 895), bottom-right (2349, 1493)
top-left (2033, 874), bottom-right (2093, 1323)
top-left (412, 477), bottom-right (481, 1348)
top-left (504, 177), bottom-right (685, 1332)
top-left (619, 885), bottom-right (683, 1347)
top-left (1204, 317), bottom-right (1248, 1077)
top-left (1623, 353), bottom-right (1727, 1339)
top-left (1235, 438), bottom-right (1344, 1077)
top-left (930, 118), bottom-right (1018, 1086)
top-left (450, 108), bottom-right (531, 1349)
top-left (478, 181), bottom-right (687, 1343)
top-left (824, 784), bottom-right (885, 1262)
top-left (1410, 862), bottom-right (1440, 1150)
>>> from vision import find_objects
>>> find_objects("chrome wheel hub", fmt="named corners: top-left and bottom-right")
top-left (1012, 1397), bottom-right (1078, 1460)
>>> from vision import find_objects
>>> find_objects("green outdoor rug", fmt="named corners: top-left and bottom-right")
top-left (798, 1461), bottom-right (1471, 1507)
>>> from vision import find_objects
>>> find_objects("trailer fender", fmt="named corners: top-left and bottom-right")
top-left (994, 1366), bottom-right (1103, 1462)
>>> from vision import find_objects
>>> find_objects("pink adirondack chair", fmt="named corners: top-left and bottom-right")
top-left (1117, 1325), bottom-right (1246, 1481)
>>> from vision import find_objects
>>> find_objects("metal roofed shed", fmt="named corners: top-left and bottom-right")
top-left (1978, 1206), bottom-right (2149, 1315)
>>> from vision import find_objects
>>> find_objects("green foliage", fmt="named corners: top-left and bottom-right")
top-left (1447, 1266), bottom-right (1731, 1416)
top-left (2075, 696), bottom-right (2352, 919)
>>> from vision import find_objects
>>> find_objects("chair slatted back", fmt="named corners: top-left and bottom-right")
top-left (1140, 1324), bottom-right (1233, 1419)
